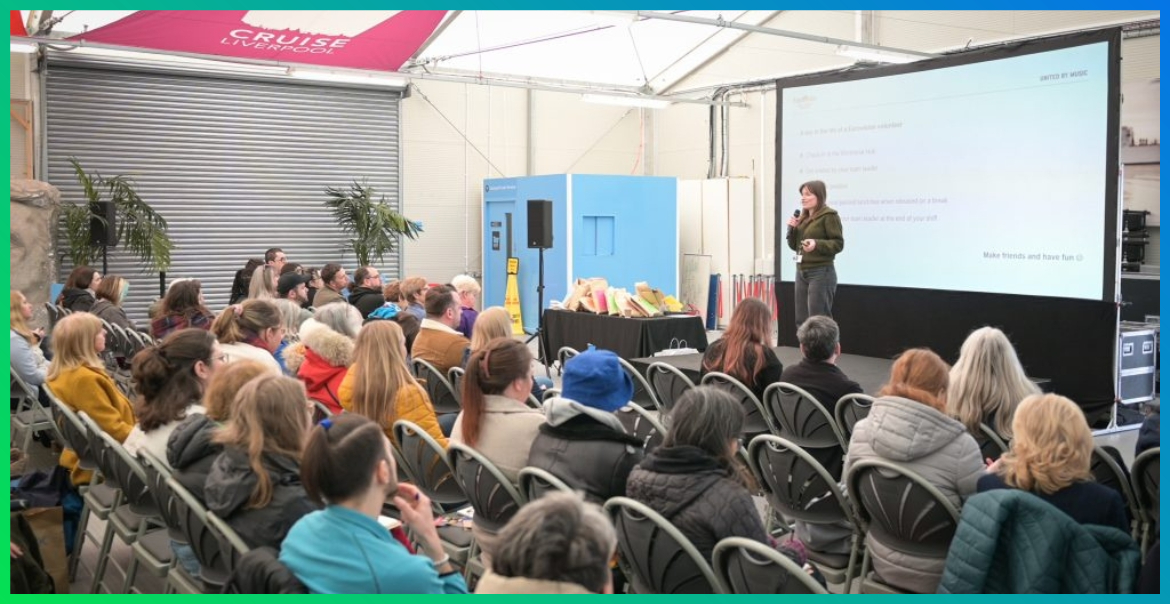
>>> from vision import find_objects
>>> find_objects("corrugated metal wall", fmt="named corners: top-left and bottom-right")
top-left (45, 53), bottom-right (403, 323)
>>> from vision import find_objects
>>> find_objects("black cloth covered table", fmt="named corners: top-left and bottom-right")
top-left (541, 309), bottom-right (707, 361)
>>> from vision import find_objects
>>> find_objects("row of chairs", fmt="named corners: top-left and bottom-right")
top-left (42, 383), bottom-right (251, 594)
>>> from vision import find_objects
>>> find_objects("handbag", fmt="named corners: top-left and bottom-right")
top-left (653, 338), bottom-right (700, 357)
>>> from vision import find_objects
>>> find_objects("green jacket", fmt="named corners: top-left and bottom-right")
top-left (786, 206), bottom-right (844, 270)
top-left (938, 489), bottom-right (1140, 594)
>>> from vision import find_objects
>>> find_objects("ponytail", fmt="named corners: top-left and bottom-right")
top-left (460, 338), bottom-right (532, 447)
top-left (301, 414), bottom-right (391, 506)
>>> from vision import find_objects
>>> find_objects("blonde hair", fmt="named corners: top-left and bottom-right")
top-left (10, 290), bottom-right (36, 344)
top-left (470, 306), bottom-right (513, 352)
top-left (48, 313), bottom-right (107, 381)
top-left (203, 360), bottom-right (269, 422)
top-left (248, 265), bottom-right (278, 300)
top-left (214, 374), bottom-right (309, 508)
top-left (995, 394), bottom-right (1093, 495)
top-left (947, 327), bottom-right (1040, 439)
top-left (451, 274), bottom-right (481, 296)
top-left (400, 276), bottom-right (427, 304)
top-left (878, 348), bottom-right (950, 412)
top-left (211, 299), bottom-right (281, 345)
top-left (95, 275), bottom-right (127, 306)
top-left (350, 321), bottom-right (423, 433)
top-left (270, 298), bottom-right (305, 340)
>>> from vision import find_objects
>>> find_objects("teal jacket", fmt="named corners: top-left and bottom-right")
top-left (938, 489), bottom-right (1140, 594)
top-left (280, 506), bottom-right (468, 594)
top-left (786, 206), bottom-right (844, 270)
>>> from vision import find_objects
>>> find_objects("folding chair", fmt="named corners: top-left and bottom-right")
top-left (604, 496), bottom-right (721, 594)
top-left (712, 536), bottom-right (829, 594)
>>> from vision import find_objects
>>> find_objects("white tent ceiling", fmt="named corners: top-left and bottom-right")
top-left (20, 10), bottom-right (1160, 101)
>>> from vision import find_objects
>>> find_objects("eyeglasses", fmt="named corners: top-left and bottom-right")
top-left (210, 354), bottom-right (227, 363)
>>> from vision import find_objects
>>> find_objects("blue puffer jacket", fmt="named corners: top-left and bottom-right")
top-left (938, 489), bottom-right (1140, 594)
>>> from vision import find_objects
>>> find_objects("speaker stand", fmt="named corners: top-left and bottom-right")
top-left (524, 246), bottom-right (553, 378)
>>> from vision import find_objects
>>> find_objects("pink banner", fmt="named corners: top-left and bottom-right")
top-left (69, 10), bottom-right (446, 71)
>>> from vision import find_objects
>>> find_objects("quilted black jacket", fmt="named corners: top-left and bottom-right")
top-left (626, 445), bottom-right (769, 561)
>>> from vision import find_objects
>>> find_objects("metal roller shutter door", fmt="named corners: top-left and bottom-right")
top-left (45, 53), bottom-right (403, 323)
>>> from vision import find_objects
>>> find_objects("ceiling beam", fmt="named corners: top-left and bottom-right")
top-left (607, 10), bottom-right (936, 59)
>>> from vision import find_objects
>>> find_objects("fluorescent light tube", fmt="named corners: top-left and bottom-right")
top-left (836, 44), bottom-right (925, 65)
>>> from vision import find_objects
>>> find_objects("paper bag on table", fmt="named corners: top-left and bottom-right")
top-left (590, 278), bottom-right (610, 314)
top-left (605, 287), bottom-right (622, 316)
top-left (563, 279), bottom-right (590, 312)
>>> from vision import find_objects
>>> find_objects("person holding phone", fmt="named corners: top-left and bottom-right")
top-left (786, 180), bottom-right (844, 328)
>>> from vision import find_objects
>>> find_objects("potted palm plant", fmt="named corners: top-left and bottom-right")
top-left (58, 157), bottom-right (174, 272)
top-left (325, 180), bottom-right (422, 266)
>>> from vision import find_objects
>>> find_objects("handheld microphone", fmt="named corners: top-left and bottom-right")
top-left (787, 209), bottom-right (801, 236)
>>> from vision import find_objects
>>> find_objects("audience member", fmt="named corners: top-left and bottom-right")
top-left (270, 299), bottom-right (308, 374)
top-left (948, 326), bottom-right (1039, 442)
top-left (305, 267), bottom-right (324, 307)
top-left (700, 298), bottom-right (782, 402)
top-left (413, 285), bottom-right (471, 374)
top-left (778, 315), bottom-right (861, 476)
top-left (230, 259), bottom-right (264, 305)
top-left (124, 329), bottom-right (220, 463)
top-left (528, 348), bottom-right (644, 504)
top-left (249, 264), bottom-right (280, 300)
top-left (90, 274), bottom-right (137, 331)
top-left (452, 338), bottom-right (545, 484)
top-left (285, 304), bottom-right (362, 415)
top-left (844, 348), bottom-right (984, 594)
top-left (399, 276), bottom-right (428, 320)
top-left (451, 274), bottom-right (481, 339)
top-left (46, 312), bottom-right (135, 486)
top-left (628, 387), bottom-right (807, 568)
top-left (349, 266), bottom-right (386, 319)
top-left (277, 272), bottom-right (314, 323)
top-left (339, 320), bottom-right (448, 445)
top-left (463, 306), bottom-right (552, 398)
top-left (57, 265), bottom-right (101, 312)
top-left (11, 290), bottom-right (49, 401)
top-left (280, 414), bottom-right (468, 594)
top-left (979, 393), bottom-right (1128, 533)
top-left (265, 248), bottom-right (288, 273)
top-left (210, 299), bottom-right (284, 374)
top-left (166, 359), bottom-right (269, 579)
top-left (151, 279), bottom-right (215, 340)
top-left (205, 375), bottom-right (316, 548)
top-left (313, 263), bottom-right (348, 307)
top-left (280, 262), bottom-right (303, 276)
top-left (168, 360), bottom-right (270, 500)
top-left (477, 492), bottom-right (616, 594)
top-left (396, 312), bottom-right (422, 355)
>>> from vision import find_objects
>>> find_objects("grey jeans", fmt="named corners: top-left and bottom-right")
top-left (795, 265), bottom-right (837, 329)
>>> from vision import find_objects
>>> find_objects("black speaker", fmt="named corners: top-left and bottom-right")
top-left (527, 199), bottom-right (553, 249)
top-left (89, 201), bottom-right (119, 247)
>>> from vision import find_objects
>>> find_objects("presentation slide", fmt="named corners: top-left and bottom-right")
top-left (779, 42), bottom-right (1110, 301)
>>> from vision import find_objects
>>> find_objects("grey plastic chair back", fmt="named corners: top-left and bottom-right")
top-left (976, 423), bottom-right (1009, 460)
top-left (615, 404), bottom-right (667, 452)
top-left (206, 511), bottom-right (252, 579)
top-left (748, 434), bottom-right (860, 588)
top-left (168, 475), bottom-right (235, 592)
top-left (446, 443), bottom-right (524, 535)
top-left (834, 393), bottom-right (875, 440)
top-left (447, 366), bottom-right (465, 400)
top-left (45, 386), bottom-right (97, 471)
top-left (392, 420), bottom-right (467, 509)
top-left (847, 458), bottom-right (961, 559)
top-left (618, 356), bottom-right (661, 411)
top-left (517, 466), bottom-right (574, 502)
top-left (699, 372), bottom-right (769, 436)
top-left (138, 450), bottom-right (187, 544)
top-left (96, 430), bottom-right (157, 519)
top-left (412, 358), bottom-right (461, 415)
top-left (1090, 445), bottom-right (1139, 531)
top-left (10, 366), bottom-right (58, 449)
top-left (557, 346), bottom-right (579, 371)
top-left (712, 536), bottom-right (829, 594)
top-left (646, 361), bottom-right (695, 412)
top-left (763, 382), bottom-right (847, 450)
top-left (604, 497), bottom-right (722, 594)
top-left (1131, 447), bottom-right (1160, 553)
